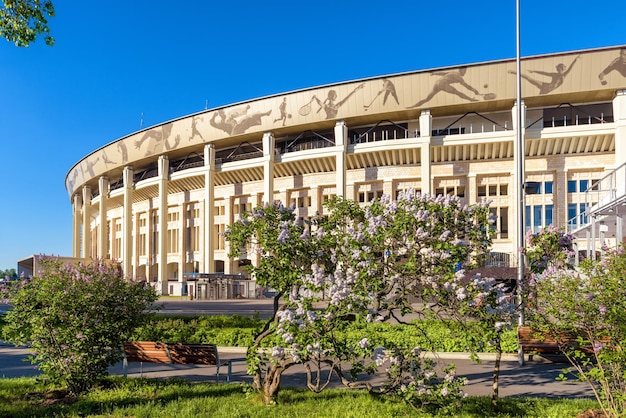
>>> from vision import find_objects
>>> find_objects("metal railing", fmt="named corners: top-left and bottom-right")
top-left (568, 162), bottom-right (626, 232)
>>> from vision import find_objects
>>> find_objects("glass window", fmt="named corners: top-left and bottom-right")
top-left (478, 186), bottom-right (487, 197)
top-left (500, 207), bottom-right (509, 238)
top-left (525, 206), bottom-right (531, 230)
top-left (568, 180), bottom-right (577, 193)
top-left (545, 205), bottom-right (553, 226)
top-left (500, 185), bottom-right (508, 196)
top-left (568, 203), bottom-right (578, 225)
top-left (544, 181), bottom-right (553, 194)
top-left (579, 179), bottom-right (589, 192)
top-left (533, 206), bottom-right (542, 230)
top-left (580, 203), bottom-right (588, 225)
top-left (489, 185), bottom-right (497, 196)
top-left (591, 179), bottom-right (600, 190)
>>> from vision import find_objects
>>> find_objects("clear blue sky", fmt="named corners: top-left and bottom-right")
top-left (0, 0), bottom-right (624, 270)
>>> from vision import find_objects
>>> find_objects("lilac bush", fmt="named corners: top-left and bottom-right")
top-left (526, 230), bottom-right (626, 418)
top-left (3, 256), bottom-right (158, 394)
top-left (227, 193), bottom-right (506, 409)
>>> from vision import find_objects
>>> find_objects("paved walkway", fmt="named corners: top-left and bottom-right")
top-left (0, 345), bottom-right (592, 398)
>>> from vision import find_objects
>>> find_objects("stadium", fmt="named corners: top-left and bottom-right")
top-left (65, 45), bottom-right (626, 297)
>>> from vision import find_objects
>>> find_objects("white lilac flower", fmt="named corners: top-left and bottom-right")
top-left (272, 346), bottom-right (285, 358)
top-left (358, 338), bottom-right (369, 349)
top-left (373, 347), bottom-right (386, 366)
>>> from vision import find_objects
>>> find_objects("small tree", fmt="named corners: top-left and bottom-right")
top-left (334, 190), bottom-right (516, 410)
top-left (3, 256), bottom-right (158, 394)
top-left (526, 229), bottom-right (626, 418)
top-left (227, 195), bottom-right (499, 409)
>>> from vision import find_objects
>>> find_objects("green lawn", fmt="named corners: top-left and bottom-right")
top-left (0, 376), bottom-right (600, 418)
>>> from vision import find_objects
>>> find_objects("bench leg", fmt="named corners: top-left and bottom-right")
top-left (227, 360), bottom-right (233, 383)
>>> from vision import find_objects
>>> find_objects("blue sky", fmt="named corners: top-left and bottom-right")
top-left (0, 0), bottom-right (624, 270)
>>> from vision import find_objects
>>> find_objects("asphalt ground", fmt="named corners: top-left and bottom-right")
top-left (0, 344), bottom-right (592, 399)
top-left (0, 298), bottom-right (593, 398)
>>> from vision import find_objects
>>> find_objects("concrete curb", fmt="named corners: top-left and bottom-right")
top-left (216, 347), bottom-right (560, 364)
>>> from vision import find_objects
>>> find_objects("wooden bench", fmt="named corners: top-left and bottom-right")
top-left (122, 342), bottom-right (245, 382)
top-left (518, 326), bottom-right (605, 358)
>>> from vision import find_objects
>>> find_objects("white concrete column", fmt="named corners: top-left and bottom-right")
top-left (263, 132), bottom-right (275, 204)
top-left (82, 185), bottom-right (92, 259)
top-left (177, 203), bottom-right (184, 283)
top-left (157, 155), bottom-right (169, 295)
top-left (204, 144), bottom-right (215, 274)
top-left (334, 121), bottom-right (348, 198)
top-left (72, 193), bottom-right (82, 258)
top-left (419, 110), bottom-right (433, 195)
top-left (467, 174), bottom-right (477, 205)
top-left (146, 209), bottom-right (153, 282)
top-left (122, 166), bottom-right (134, 278)
top-left (613, 90), bottom-right (626, 168)
top-left (98, 176), bottom-right (110, 259)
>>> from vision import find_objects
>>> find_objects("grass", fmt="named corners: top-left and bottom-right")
top-left (0, 376), bottom-right (600, 418)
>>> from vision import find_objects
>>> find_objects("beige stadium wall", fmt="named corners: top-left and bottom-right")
top-left (64, 45), bottom-right (626, 294)
top-left (66, 46), bottom-right (626, 196)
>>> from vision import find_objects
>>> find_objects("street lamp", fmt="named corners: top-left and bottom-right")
top-left (515, 0), bottom-right (526, 366)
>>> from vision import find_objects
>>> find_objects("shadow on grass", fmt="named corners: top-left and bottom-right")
top-left (1, 376), bottom-right (248, 418)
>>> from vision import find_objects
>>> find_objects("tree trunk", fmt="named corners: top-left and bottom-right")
top-left (262, 364), bottom-right (283, 405)
top-left (491, 333), bottom-right (502, 412)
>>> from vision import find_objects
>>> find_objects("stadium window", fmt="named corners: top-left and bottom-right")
top-left (526, 204), bottom-right (554, 233)
top-left (489, 206), bottom-right (509, 239)
top-left (579, 179), bottom-right (589, 192)
top-left (568, 180), bottom-right (577, 193)
top-left (543, 181), bottom-right (553, 194)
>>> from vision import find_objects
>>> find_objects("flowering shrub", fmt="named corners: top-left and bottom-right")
top-left (523, 225), bottom-right (575, 274)
top-left (526, 232), bottom-right (626, 418)
top-left (227, 201), bottom-right (380, 404)
top-left (2, 257), bottom-right (158, 394)
top-left (382, 346), bottom-right (467, 413)
top-left (227, 193), bottom-right (506, 408)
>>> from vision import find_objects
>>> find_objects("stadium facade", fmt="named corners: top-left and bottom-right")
top-left (66, 45), bottom-right (626, 296)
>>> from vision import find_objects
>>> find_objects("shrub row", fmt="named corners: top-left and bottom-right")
top-left (131, 315), bottom-right (518, 353)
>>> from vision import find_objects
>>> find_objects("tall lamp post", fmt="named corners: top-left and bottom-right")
top-left (515, 0), bottom-right (526, 366)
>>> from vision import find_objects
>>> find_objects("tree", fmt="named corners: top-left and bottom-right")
top-left (2, 256), bottom-right (158, 394)
top-left (526, 230), bottom-right (626, 418)
top-left (331, 191), bottom-right (517, 410)
top-left (226, 194), bottom-right (502, 409)
top-left (1, 268), bottom-right (17, 278)
top-left (0, 0), bottom-right (55, 46)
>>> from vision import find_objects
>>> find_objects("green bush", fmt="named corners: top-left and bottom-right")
top-left (2, 257), bottom-right (158, 394)
top-left (131, 315), bottom-right (518, 353)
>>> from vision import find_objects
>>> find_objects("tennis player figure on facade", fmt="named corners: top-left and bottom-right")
top-left (407, 67), bottom-right (480, 109)
top-left (309, 83), bottom-right (365, 119)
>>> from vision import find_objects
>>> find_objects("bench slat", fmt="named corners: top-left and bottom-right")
top-left (123, 342), bottom-right (171, 363)
top-left (122, 341), bottom-right (240, 382)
